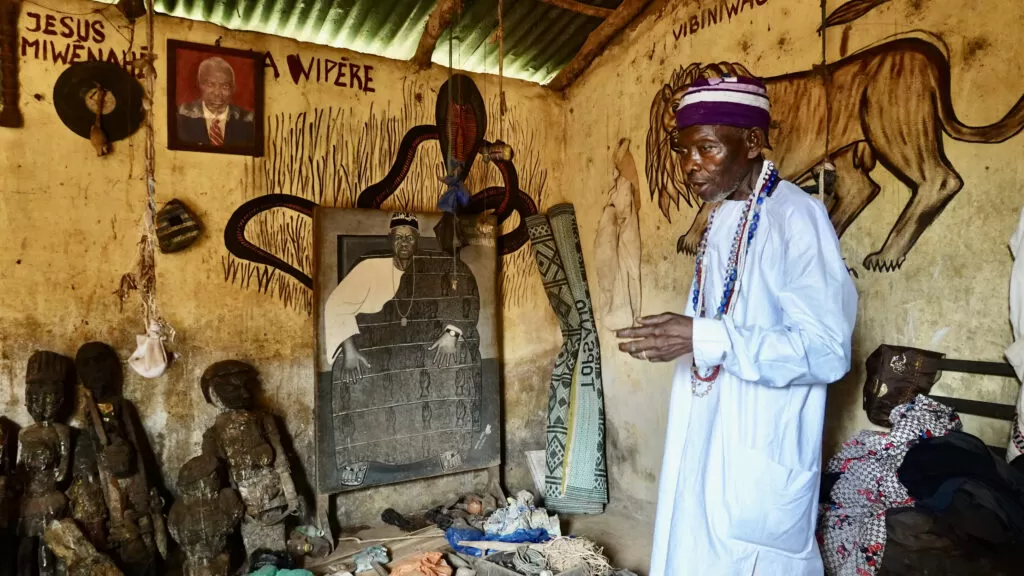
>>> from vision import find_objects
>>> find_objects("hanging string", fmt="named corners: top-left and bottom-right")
top-left (141, 0), bottom-right (159, 329)
top-left (497, 0), bottom-right (505, 143)
top-left (446, 15), bottom-right (458, 287)
top-left (481, 5), bottom-right (489, 218)
top-left (818, 0), bottom-right (833, 205)
top-left (125, 23), bottom-right (136, 179)
top-left (447, 21), bottom-right (454, 168)
top-left (820, 0), bottom-right (829, 156)
top-left (117, 0), bottom-right (172, 341)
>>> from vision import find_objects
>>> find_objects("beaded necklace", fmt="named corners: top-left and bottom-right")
top-left (690, 160), bottom-right (779, 397)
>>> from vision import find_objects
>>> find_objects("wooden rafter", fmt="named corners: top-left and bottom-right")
top-left (0, 0), bottom-right (23, 127)
top-left (411, 0), bottom-right (463, 69)
top-left (547, 0), bottom-right (655, 91)
top-left (535, 0), bottom-right (614, 19)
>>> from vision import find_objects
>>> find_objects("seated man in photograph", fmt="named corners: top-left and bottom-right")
top-left (176, 56), bottom-right (254, 147)
top-left (323, 212), bottom-right (480, 382)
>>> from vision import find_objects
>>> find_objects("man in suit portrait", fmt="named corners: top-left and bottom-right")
top-left (176, 56), bottom-right (254, 147)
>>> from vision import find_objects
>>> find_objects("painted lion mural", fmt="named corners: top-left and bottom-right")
top-left (647, 34), bottom-right (1024, 271)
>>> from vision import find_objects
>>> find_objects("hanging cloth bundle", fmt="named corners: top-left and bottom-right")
top-left (437, 158), bottom-right (471, 213)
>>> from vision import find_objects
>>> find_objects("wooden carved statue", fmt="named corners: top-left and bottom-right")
top-left (200, 360), bottom-right (299, 554)
top-left (43, 519), bottom-right (123, 576)
top-left (167, 453), bottom-right (242, 576)
top-left (75, 342), bottom-right (167, 574)
top-left (17, 350), bottom-right (73, 576)
top-left (66, 434), bottom-right (109, 551)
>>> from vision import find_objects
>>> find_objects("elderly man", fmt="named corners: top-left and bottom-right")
top-left (616, 76), bottom-right (857, 575)
top-left (176, 56), bottom-right (254, 147)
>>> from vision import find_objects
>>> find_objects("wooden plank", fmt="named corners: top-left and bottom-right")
top-left (535, 0), bottom-right (614, 19)
top-left (316, 493), bottom-right (334, 546)
top-left (411, 0), bottom-right (463, 69)
top-left (546, 0), bottom-right (656, 92)
top-left (0, 0), bottom-right (24, 127)
top-left (928, 395), bottom-right (1016, 421)
top-left (938, 358), bottom-right (1018, 379)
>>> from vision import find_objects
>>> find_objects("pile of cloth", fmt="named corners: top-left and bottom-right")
top-left (818, 395), bottom-right (1024, 575)
top-left (445, 491), bottom-right (561, 557)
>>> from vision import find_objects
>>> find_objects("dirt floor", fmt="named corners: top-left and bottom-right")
top-left (564, 497), bottom-right (655, 574)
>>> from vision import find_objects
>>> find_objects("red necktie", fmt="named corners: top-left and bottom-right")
top-left (209, 118), bottom-right (224, 146)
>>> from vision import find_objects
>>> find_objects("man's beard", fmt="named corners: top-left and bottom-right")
top-left (702, 161), bottom-right (760, 203)
top-left (700, 175), bottom-right (743, 204)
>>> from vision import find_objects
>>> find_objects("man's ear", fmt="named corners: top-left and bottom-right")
top-left (746, 128), bottom-right (766, 159)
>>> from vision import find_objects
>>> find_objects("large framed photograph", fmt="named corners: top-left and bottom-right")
top-left (314, 210), bottom-right (501, 494)
top-left (166, 40), bottom-right (263, 156)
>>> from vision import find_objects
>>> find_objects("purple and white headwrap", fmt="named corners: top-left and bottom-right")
top-left (675, 75), bottom-right (770, 134)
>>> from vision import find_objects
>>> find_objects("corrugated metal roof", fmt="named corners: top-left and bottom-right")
top-left (144, 0), bottom-right (622, 84)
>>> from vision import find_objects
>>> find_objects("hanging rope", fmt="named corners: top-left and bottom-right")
top-left (448, 16), bottom-right (458, 286)
top-left (820, 0), bottom-right (830, 158)
top-left (447, 20), bottom-right (454, 167)
top-left (117, 0), bottom-right (173, 346)
top-left (498, 0), bottom-right (505, 142)
top-left (143, 0), bottom-right (156, 248)
top-left (481, 0), bottom-right (512, 163)
top-left (817, 0), bottom-right (834, 206)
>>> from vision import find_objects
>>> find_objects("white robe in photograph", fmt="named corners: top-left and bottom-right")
top-left (649, 181), bottom-right (858, 576)
top-left (322, 257), bottom-right (403, 366)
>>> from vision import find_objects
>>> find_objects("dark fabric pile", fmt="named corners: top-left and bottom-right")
top-left (879, 432), bottom-right (1024, 575)
top-left (820, 398), bottom-right (1024, 576)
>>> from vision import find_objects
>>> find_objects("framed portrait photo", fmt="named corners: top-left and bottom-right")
top-left (166, 40), bottom-right (264, 156)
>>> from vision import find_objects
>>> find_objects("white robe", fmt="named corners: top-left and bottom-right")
top-left (322, 258), bottom-right (404, 366)
top-left (650, 181), bottom-right (858, 576)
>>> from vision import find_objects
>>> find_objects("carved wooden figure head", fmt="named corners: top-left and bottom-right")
top-left (201, 360), bottom-right (258, 410)
top-left (25, 351), bottom-right (73, 423)
top-left (75, 342), bottom-right (123, 402)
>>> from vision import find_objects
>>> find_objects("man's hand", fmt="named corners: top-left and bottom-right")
top-left (615, 313), bottom-right (694, 362)
top-left (342, 338), bottom-right (370, 382)
top-left (428, 331), bottom-right (459, 368)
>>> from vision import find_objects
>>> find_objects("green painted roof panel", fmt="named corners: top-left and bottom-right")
top-left (130, 0), bottom-right (622, 84)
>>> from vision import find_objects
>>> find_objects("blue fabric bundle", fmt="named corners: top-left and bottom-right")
top-left (438, 159), bottom-right (471, 213)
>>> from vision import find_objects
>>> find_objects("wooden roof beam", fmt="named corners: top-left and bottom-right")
top-left (535, 0), bottom-right (614, 19)
top-left (546, 0), bottom-right (655, 91)
top-left (411, 0), bottom-right (463, 69)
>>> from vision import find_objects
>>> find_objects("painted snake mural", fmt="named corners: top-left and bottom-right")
top-left (224, 74), bottom-right (538, 289)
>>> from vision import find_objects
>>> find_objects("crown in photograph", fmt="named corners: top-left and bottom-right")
top-left (389, 212), bottom-right (419, 231)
